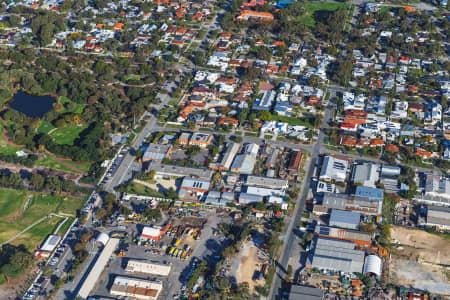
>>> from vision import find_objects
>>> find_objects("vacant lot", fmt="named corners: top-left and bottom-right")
top-left (234, 242), bottom-right (266, 292)
top-left (299, 2), bottom-right (348, 27)
top-left (0, 188), bottom-right (85, 250)
top-left (390, 226), bottom-right (449, 265)
top-left (390, 226), bottom-right (450, 295)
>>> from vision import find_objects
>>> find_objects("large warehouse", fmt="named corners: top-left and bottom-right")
top-left (306, 237), bottom-right (365, 274)
top-left (78, 238), bottom-right (120, 299)
top-left (329, 209), bottom-right (360, 230)
top-left (110, 276), bottom-right (163, 300)
top-left (125, 259), bottom-right (172, 276)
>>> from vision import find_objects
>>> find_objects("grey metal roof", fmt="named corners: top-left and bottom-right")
top-left (355, 186), bottom-right (383, 201)
top-left (231, 154), bottom-right (256, 174)
top-left (180, 177), bottom-right (211, 191)
top-left (143, 144), bottom-right (171, 161)
top-left (352, 162), bottom-right (379, 187)
top-left (309, 237), bottom-right (364, 274)
top-left (246, 175), bottom-right (288, 189)
top-left (289, 285), bottom-right (324, 300)
top-left (322, 193), bottom-right (347, 209)
top-left (238, 193), bottom-right (262, 204)
top-left (147, 161), bottom-right (213, 179)
top-left (329, 209), bottom-right (360, 228)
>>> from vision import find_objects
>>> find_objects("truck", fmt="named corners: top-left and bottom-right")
top-left (174, 239), bottom-right (181, 246)
top-left (173, 249), bottom-right (179, 257)
top-left (168, 247), bottom-right (175, 255)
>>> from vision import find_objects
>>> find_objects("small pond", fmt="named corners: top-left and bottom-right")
top-left (9, 90), bottom-right (56, 118)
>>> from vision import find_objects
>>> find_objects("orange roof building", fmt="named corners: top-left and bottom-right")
top-left (385, 144), bottom-right (399, 153)
top-left (370, 139), bottom-right (384, 147)
top-left (113, 23), bottom-right (125, 30)
top-left (415, 148), bottom-right (432, 157)
top-left (236, 11), bottom-right (274, 21)
top-left (341, 138), bottom-right (357, 146)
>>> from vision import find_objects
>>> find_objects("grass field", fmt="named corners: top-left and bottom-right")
top-left (36, 153), bottom-right (81, 174)
top-left (0, 188), bottom-right (85, 250)
top-left (60, 96), bottom-right (85, 114)
top-left (37, 121), bottom-right (55, 134)
top-left (0, 123), bottom-right (21, 155)
top-left (64, 159), bottom-right (91, 173)
top-left (126, 181), bottom-right (166, 198)
top-left (51, 125), bottom-right (87, 145)
top-left (299, 2), bottom-right (349, 27)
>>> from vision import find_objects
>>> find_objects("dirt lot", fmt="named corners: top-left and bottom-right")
top-left (389, 226), bottom-right (450, 295)
top-left (390, 226), bottom-right (450, 265)
top-left (235, 242), bottom-right (266, 292)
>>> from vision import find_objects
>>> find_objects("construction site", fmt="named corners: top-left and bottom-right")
top-left (389, 226), bottom-right (450, 295)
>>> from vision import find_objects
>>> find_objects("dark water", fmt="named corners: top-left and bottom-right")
top-left (9, 90), bottom-right (56, 118)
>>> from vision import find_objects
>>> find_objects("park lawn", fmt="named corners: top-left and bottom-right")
top-left (64, 160), bottom-right (91, 173)
top-left (0, 123), bottom-right (21, 155)
top-left (299, 2), bottom-right (349, 27)
top-left (0, 190), bottom-right (85, 250)
top-left (51, 125), bottom-right (87, 145)
top-left (37, 121), bottom-right (55, 134)
top-left (60, 96), bottom-right (85, 114)
top-left (56, 216), bottom-right (75, 235)
top-left (36, 153), bottom-right (81, 174)
top-left (0, 189), bottom-right (28, 219)
top-left (124, 74), bottom-right (141, 81)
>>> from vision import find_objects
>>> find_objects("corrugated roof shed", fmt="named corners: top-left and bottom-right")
top-left (289, 285), bottom-right (324, 300)
top-left (78, 238), bottom-right (120, 299)
top-left (308, 237), bottom-right (365, 274)
top-left (329, 209), bottom-right (360, 229)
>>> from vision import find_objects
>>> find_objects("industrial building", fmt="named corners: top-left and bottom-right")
top-left (146, 161), bottom-right (213, 179)
top-left (320, 155), bottom-right (350, 182)
top-left (379, 165), bottom-right (401, 192)
top-left (78, 238), bottom-right (120, 299)
top-left (125, 259), bottom-right (172, 276)
top-left (209, 142), bottom-right (240, 171)
top-left (179, 132), bottom-right (213, 148)
top-left (316, 181), bottom-right (336, 194)
top-left (178, 177), bottom-right (211, 198)
top-left (143, 144), bottom-right (172, 162)
top-left (140, 225), bottom-right (170, 241)
top-left (314, 225), bottom-right (372, 246)
top-left (37, 234), bottom-right (61, 257)
top-left (415, 175), bottom-right (450, 206)
top-left (288, 151), bottom-right (303, 172)
top-left (329, 209), bottom-right (360, 230)
top-left (204, 191), bottom-right (234, 206)
top-left (352, 162), bottom-right (379, 188)
top-left (422, 205), bottom-right (450, 230)
top-left (230, 154), bottom-right (256, 174)
top-left (289, 285), bottom-right (324, 300)
top-left (363, 255), bottom-right (382, 278)
top-left (245, 175), bottom-right (289, 189)
top-left (321, 190), bottom-right (383, 216)
top-left (110, 276), bottom-right (163, 300)
top-left (239, 192), bottom-right (263, 204)
top-left (306, 237), bottom-right (365, 274)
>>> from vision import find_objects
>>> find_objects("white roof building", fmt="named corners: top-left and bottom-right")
top-left (125, 259), bottom-right (171, 276)
top-left (40, 234), bottom-right (61, 252)
top-left (320, 156), bottom-right (350, 182)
